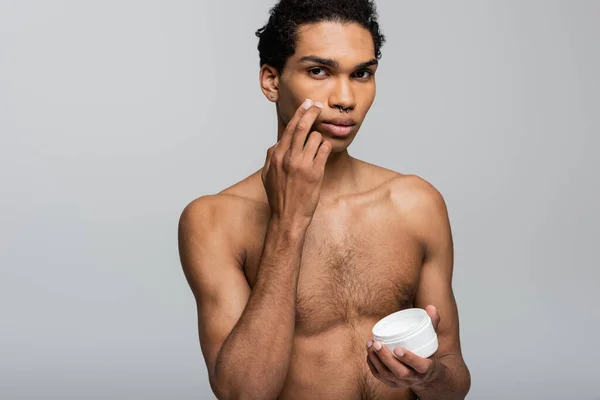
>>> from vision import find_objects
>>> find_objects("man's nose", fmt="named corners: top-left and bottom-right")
top-left (328, 77), bottom-right (356, 112)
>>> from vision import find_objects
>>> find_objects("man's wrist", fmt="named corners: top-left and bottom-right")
top-left (411, 356), bottom-right (445, 389)
top-left (267, 215), bottom-right (311, 246)
top-left (269, 215), bottom-right (311, 237)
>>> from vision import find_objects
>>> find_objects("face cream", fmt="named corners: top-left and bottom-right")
top-left (372, 308), bottom-right (438, 359)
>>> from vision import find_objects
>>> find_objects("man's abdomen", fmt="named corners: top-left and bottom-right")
top-left (278, 322), bottom-right (417, 400)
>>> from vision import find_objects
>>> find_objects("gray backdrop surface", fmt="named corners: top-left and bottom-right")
top-left (1, 1), bottom-right (598, 399)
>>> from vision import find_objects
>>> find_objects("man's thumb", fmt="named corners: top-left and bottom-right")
top-left (426, 305), bottom-right (441, 330)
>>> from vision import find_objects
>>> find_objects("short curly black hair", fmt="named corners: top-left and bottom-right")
top-left (255, 0), bottom-right (385, 72)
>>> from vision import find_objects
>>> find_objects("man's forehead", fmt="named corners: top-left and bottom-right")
top-left (293, 21), bottom-right (375, 62)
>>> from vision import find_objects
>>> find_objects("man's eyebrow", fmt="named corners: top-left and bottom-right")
top-left (299, 56), bottom-right (378, 70)
top-left (355, 59), bottom-right (378, 70)
top-left (300, 56), bottom-right (339, 68)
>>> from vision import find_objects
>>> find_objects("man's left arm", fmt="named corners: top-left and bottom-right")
top-left (366, 180), bottom-right (471, 400)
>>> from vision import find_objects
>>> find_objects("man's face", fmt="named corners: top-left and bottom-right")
top-left (277, 21), bottom-right (378, 150)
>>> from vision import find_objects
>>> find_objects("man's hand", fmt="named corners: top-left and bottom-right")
top-left (262, 99), bottom-right (332, 227)
top-left (366, 305), bottom-right (443, 389)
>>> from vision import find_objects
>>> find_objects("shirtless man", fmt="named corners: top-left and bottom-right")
top-left (178, 1), bottom-right (471, 398)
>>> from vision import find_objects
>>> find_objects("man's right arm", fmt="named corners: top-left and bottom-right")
top-left (179, 99), bottom-right (330, 399)
top-left (178, 195), bottom-right (309, 400)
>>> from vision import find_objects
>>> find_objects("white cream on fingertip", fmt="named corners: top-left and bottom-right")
top-left (302, 99), bottom-right (313, 109)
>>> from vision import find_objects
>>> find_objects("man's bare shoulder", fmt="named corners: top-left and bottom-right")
top-left (354, 160), bottom-right (448, 233)
top-left (178, 172), bottom-right (268, 250)
top-left (387, 174), bottom-right (446, 211)
top-left (381, 173), bottom-right (451, 249)
top-left (356, 159), bottom-right (445, 208)
top-left (180, 193), bottom-right (266, 236)
top-left (179, 193), bottom-right (245, 231)
top-left (178, 192), bottom-right (265, 283)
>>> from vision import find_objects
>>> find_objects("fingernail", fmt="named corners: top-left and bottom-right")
top-left (367, 340), bottom-right (373, 349)
top-left (314, 102), bottom-right (323, 108)
top-left (302, 99), bottom-right (313, 109)
top-left (374, 341), bottom-right (382, 351)
top-left (394, 348), bottom-right (404, 357)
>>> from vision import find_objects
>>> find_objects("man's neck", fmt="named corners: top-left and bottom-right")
top-left (319, 149), bottom-right (360, 203)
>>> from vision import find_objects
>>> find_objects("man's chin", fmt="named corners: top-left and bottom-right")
top-left (324, 134), bottom-right (357, 152)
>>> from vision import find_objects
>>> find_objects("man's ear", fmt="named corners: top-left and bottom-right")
top-left (259, 64), bottom-right (280, 102)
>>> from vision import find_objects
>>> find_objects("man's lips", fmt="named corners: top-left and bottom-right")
top-left (319, 118), bottom-right (356, 137)
top-left (322, 117), bottom-right (356, 126)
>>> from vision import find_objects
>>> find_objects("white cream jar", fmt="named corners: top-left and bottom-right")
top-left (372, 308), bottom-right (438, 359)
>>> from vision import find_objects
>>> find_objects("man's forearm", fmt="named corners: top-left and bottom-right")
top-left (410, 355), bottom-right (471, 400)
top-left (213, 217), bottom-right (308, 399)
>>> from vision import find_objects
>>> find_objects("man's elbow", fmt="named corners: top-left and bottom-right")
top-left (461, 363), bottom-right (472, 397)
top-left (453, 359), bottom-right (472, 399)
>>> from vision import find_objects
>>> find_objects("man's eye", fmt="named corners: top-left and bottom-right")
top-left (354, 70), bottom-right (372, 79)
top-left (309, 68), bottom-right (327, 77)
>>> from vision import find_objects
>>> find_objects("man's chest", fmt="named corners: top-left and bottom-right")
top-left (242, 204), bottom-right (424, 334)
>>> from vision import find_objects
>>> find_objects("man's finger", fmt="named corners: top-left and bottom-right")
top-left (368, 347), bottom-right (394, 381)
top-left (393, 347), bottom-right (431, 375)
top-left (303, 131), bottom-right (324, 160)
top-left (313, 140), bottom-right (332, 169)
top-left (366, 356), bottom-right (397, 388)
top-left (278, 99), bottom-right (313, 152)
top-left (426, 305), bottom-right (441, 330)
top-left (373, 342), bottom-right (415, 380)
top-left (290, 102), bottom-right (323, 155)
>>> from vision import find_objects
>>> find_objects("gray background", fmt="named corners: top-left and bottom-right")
top-left (1, 1), bottom-right (598, 399)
